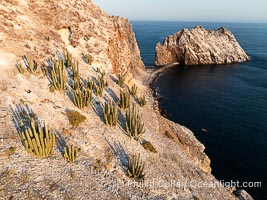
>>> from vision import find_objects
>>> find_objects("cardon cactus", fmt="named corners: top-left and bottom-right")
top-left (125, 105), bottom-right (145, 140)
top-left (64, 145), bottom-right (80, 163)
top-left (72, 87), bottom-right (92, 109)
top-left (22, 55), bottom-right (39, 73)
top-left (71, 62), bottom-right (83, 90)
top-left (138, 95), bottom-right (147, 107)
top-left (63, 49), bottom-right (72, 68)
top-left (119, 90), bottom-right (130, 109)
top-left (19, 119), bottom-right (56, 157)
top-left (127, 154), bottom-right (145, 181)
top-left (87, 78), bottom-right (96, 91)
top-left (117, 73), bottom-right (125, 88)
top-left (50, 59), bottom-right (66, 91)
top-left (129, 84), bottom-right (137, 96)
top-left (102, 101), bottom-right (118, 126)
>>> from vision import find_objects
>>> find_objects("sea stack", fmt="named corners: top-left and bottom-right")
top-left (155, 25), bottom-right (250, 66)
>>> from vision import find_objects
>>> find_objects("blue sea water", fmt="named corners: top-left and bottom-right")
top-left (132, 21), bottom-right (267, 199)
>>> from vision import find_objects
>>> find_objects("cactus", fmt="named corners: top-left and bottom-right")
top-left (98, 74), bottom-right (108, 88)
top-left (71, 87), bottom-right (92, 109)
top-left (16, 62), bottom-right (24, 74)
top-left (119, 90), bottom-right (130, 109)
top-left (86, 78), bottom-right (96, 91)
top-left (22, 55), bottom-right (39, 73)
top-left (117, 73), bottom-right (125, 88)
top-left (94, 85), bottom-right (104, 97)
top-left (129, 84), bottom-right (137, 96)
top-left (82, 53), bottom-right (93, 65)
top-left (19, 119), bottom-right (56, 157)
top-left (102, 101), bottom-right (118, 126)
top-left (125, 105), bottom-right (145, 140)
top-left (64, 145), bottom-right (80, 163)
top-left (127, 154), bottom-right (145, 181)
top-left (95, 67), bottom-right (101, 73)
top-left (63, 49), bottom-right (72, 68)
top-left (50, 60), bottom-right (66, 91)
top-left (71, 62), bottom-right (83, 90)
top-left (138, 95), bottom-right (147, 107)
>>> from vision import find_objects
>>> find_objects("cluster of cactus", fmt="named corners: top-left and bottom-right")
top-left (138, 95), bottom-right (147, 107)
top-left (22, 55), bottom-right (39, 73)
top-left (102, 101), bottom-right (118, 126)
top-left (117, 73), bottom-right (125, 88)
top-left (82, 53), bottom-right (93, 65)
top-left (19, 119), bottom-right (56, 157)
top-left (16, 62), bottom-right (24, 74)
top-left (125, 105), bottom-right (145, 140)
top-left (64, 145), bottom-right (80, 163)
top-left (129, 84), bottom-right (138, 95)
top-left (94, 85), bottom-right (104, 97)
top-left (86, 78), bottom-right (96, 91)
top-left (98, 74), bottom-right (108, 88)
top-left (127, 154), bottom-right (145, 181)
top-left (71, 62), bottom-right (83, 90)
top-left (71, 87), bottom-right (92, 109)
top-left (50, 60), bottom-right (66, 92)
top-left (63, 49), bottom-right (72, 68)
top-left (119, 90), bottom-right (130, 109)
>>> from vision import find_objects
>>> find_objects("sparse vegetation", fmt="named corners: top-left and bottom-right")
top-left (71, 87), bottom-right (92, 109)
top-left (64, 145), bottom-right (80, 163)
top-left (127, 154), bottom-right (145, 181)
top-left (102, 101), bottom-right (118, 126)
top-left (19, 119), bottom-right (56, 157)
top-left (142, 141), bottom-right (157, 153)
top-left (117, 73), bottom-right (125, 88)
top-left (63, 49), bottom-right (72, 68)
top-left (119, 90), bottom-right (130, 109)
top-left (129, 84), bottom-right (137, 95)
top-left (125, 105), bottom-right (145, 140)
top-left (50, 60), bottom-right (66, 92)
top-left (16, 62), bottom-right (24, 74)
top-left (138, 95), bottom-right (147, 107)
top-left (22, 55), bottom-right (39, 73)
top-left (66, 110), bottom-right (86, 128)
top-left (82, 53), bottom-right (93, 65)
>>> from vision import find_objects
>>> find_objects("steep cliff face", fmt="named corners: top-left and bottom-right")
top-left (155, 25), bottom-right (250, 66)
top-left (0, 0), bottom-right (144, 76)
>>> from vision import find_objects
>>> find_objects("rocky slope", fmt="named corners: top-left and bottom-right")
top-left (0, 0), bottom-right (250, 199)
top-left (155, 25), bottom-right (250, 66)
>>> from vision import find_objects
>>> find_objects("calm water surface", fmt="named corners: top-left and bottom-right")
top-left (132, 21), bottom-right (267, 199)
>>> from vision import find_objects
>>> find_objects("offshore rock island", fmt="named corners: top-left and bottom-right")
top-left (0, 0), bottom-right (252, 199)
top-left (155, 25), bottom-right (250, 66)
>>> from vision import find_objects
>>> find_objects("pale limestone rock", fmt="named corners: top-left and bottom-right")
top-left (155, 25), bottom-right (249, 66)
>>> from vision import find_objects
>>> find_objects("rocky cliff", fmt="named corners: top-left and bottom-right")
top-left (0, 1), bottom-right (250, 199)
top-left (0, 0), bottom-right (144, 77)
top-left (155, 25), bottom-right (250, 66)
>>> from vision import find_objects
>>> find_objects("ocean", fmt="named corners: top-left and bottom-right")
top-left (132, 21), bottom-right (267, 199)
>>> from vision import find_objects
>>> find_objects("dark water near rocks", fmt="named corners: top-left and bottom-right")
top-left (132, 21), bottom-right (267, 199)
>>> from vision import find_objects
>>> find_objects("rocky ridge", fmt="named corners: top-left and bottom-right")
top-left (155, 25), bottom-right (250, 66)
top-left (0, 0), bottom-right (250, 199)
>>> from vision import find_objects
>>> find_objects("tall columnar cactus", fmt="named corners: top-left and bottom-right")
top-left (95, 85), bottom-right (104, 97)
top-left (64, 145), bottom-right (80, 163)
top-left (63, 49), bottom-right (72, 68)
top-left (87, 78), bottom-right (96, 91)
top-left (71, 62), bottom-right (83, 90)
top-left (50, 60), bottom-right (66, 91)
top-left (19, 119), bottom-right (56, 157)
top-left (72, 87), bottom-right (92, 109)
top-left (119, 90), bottom-right (130, 109)
top-left (127, 154), bottom-right (145, 181)
top-left (22, 55), bottom-right (39, 73)
top-left (138, 95), bottom-right (147, 107)
top-left (129, 84), bottom-right (138, 96)
top-left (125, 105), bottom-right (145, 140)
top-left (102, 101), bottom-right (118, 126)
top-left (98, 74), bottom-right (108, 88)
top-left (117, 73), bottom-right (125, 88)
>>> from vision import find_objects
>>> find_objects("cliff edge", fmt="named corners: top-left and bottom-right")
top-left (155, 25), bottom-right (250, 66)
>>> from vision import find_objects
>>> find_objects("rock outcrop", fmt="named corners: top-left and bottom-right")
top-left (155, 25), bottom-right (250, 66)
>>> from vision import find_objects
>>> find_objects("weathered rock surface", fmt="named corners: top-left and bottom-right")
top-left (155, 25), bottom-right (250, 66)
